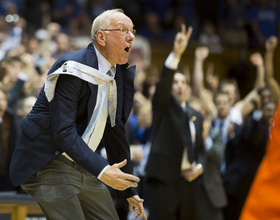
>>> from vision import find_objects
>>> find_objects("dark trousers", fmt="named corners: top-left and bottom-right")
top-left (147, 176), bottom-right (202, 220)
top-left (200, 186), bottom-right (224, 220)
top-left (21, 155), bottom-right (119, 220)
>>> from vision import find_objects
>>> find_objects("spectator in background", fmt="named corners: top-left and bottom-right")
top-left (116, 0), bottom-right (142, 31)
top-left (143, 0), bottom-right (174, 29)
top-left (87, 0), bottom-right (114, 20)
top-left (239, 102), bottom-right (280, 220)
top-left (205, 62), bottom-right (219, 98)
top-left (51, 32), bottom-right (71, 59)
top-left (145, 25), bottom-right (205, 220)
top-left (124, 93), bottom-right (152, 219)
top-left (138, 12), bottom-right (172, 41)
top-left (126, 93), bottom-right (152, 147)
top-left (15, 95), bottom-right (36, 134)
top-left (0, 86), bottom-right (19, 192)
top-left (0, 3), bottom-right (25, 60)
top-left (218, 0), bottom-right (249, 49)
top-left (222, 98), bottom-right (276, 220)
top-left (249, 0), bottom-right (280, 47)
top-left (22, 0), bottom-right (51, 35)
top-left (128, 35), bottom-right (152, 95)
top-left (199, 22), bottom-right (223, 53)
top-left (219, 52), bottom-right (265, 124)
top-left (1, 56), bottom-right (29, 111)
top-left (188, 97), bottom-right (227, 220)
top-left (175, 0), bottom-right (199, 40)
top-left (194, 0), bottom-right (219, 29)
top-left (264, 36), bottom-right (280, 104)
top-left (35, 22), bottom-right (61, 71)
top-left (192, 46), bottom-right (218, 121)
top-left (212, 91), bottom-right (242, 177)
top-left (51, 0), bottom-right (82, 34)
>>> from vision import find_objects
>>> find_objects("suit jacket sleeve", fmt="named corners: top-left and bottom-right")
top-left (100, 122), bottom-right (137, 198)
top-left (206, 129), bottom-right (224, 167)
top-left (242, 116), bottom-right (267, 147)
top-left (152, 65), bottom-right (176, 112)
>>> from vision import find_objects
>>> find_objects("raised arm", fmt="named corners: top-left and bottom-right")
top-left (264, 36), bottom-right (280, 103)
top-left (152, 24), bottom-right (192, 110)
top-left (235, 52), bottom-right (265, 120)
top-left (172, 24), bottom-right (193, 58)
top-left (192, 46), bottom-right (209, 96)
top-left (250, 52), bottom-right (265, 90)
top-left (192, 47), bottom-right (217, 120)
top-left (205, 62), bottom-right (219, 96)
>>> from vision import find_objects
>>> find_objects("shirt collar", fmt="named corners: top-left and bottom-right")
top-left (181, 102), bottom-right (187, 111)
top-left (216, 115), bottom-right (231, 126)
top-left (93, 45), bottom-right (116, 76)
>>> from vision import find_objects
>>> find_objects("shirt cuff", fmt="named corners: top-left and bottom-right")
top-left (204, 136), bottom-right (213, 151)
top-left (18, 71), bottom-right (29, 81)
top-left (97, 165), bottom-right (110, 179)
top-left (252, 110), bottom-right (263, 121)
top-left (164, 52), bottom-right (180, 70)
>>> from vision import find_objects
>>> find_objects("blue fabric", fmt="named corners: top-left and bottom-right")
top-left (127, 114), bottom-right (150, 145)
top-left (250, 6), bottom-right (280, 39)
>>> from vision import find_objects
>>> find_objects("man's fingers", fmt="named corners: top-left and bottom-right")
top-left (129, 204), bottom-right (133, 214)
top-left (114, 174), bottom-right (140, 190)
top-left (133, 195), bottom-right (144, 202)
top-left (185, 26), bottom-right (193, 41)
top-left (114, 159), bottom-right (127, 169)
top-left (123, 173), bottom-right (140, 183)
top-left (181, 23), bottom-right (186, 35)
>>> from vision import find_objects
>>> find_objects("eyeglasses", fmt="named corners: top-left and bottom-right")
top-left (98, 28), bottom-right (136, 36)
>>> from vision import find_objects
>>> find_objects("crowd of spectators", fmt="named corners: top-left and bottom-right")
top-left (0, 1), bottom-right (279, 220)
top-left (124, 35), bottom-right (279, 220)
top-left (0, 0), bottom-right (279, 49)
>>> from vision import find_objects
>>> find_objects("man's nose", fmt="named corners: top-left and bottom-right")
top-left (127, 31), bottom-right (135, 41)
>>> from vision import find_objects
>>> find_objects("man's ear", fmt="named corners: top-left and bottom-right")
top-left (96, 31), bottom-right (106, 46)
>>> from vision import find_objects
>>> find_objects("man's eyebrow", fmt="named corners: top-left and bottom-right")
top-left (115, 22), bottom-right (125, 26)
top-left (116, 22), bottom-right (134, 28)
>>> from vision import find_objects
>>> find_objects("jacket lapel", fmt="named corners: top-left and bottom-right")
top-left (121, 64), bottom-right (135, 124)
top-left (85, 43), bottom-right (99, 123)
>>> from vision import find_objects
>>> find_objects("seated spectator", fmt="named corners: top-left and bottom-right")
top-left (0, 56), bottom-right (29, 111)
top-left (174, 0), bottom-right (199, 40)
top-left (51, 32), bottom-right (71, 59)
top-left (249, 0), bottom-right (280, 47)
top-left (126, 93), bottom-right (152, 146)
top-left (138, 12), bottom-right (173, 41)
top-left (199, 22), bottom-right (223, 53)
top-left (0, 86), bottom-right (19, 192)
top-left (15, 95), bottom-right (37, 134)
top-left (51, 0), bottom-right (82, 34)
top-left (218, 0), bottom-right (249, 49)
top-left (0, 3), bottom-right (25, 60)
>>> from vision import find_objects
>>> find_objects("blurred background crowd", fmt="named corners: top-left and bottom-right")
top-left (0, 0), bottom-right (280, 220)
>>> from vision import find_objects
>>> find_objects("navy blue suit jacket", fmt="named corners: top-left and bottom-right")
top-left (9, 43), bottom-right (137, 198)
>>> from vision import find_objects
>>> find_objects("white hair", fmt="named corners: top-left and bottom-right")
top-left (91, 8), bottom-right (124, 41)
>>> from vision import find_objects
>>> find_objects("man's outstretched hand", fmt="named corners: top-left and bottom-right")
top-left (127, 195), bottom-right (147, 220)
top-left (100, 159), bottom-right (140, 191)
top-left (172, 24), bottom-right (193, 58)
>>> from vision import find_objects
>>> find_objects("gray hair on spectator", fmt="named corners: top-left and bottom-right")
top-left (91, 8), bottom-right (124, 41)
